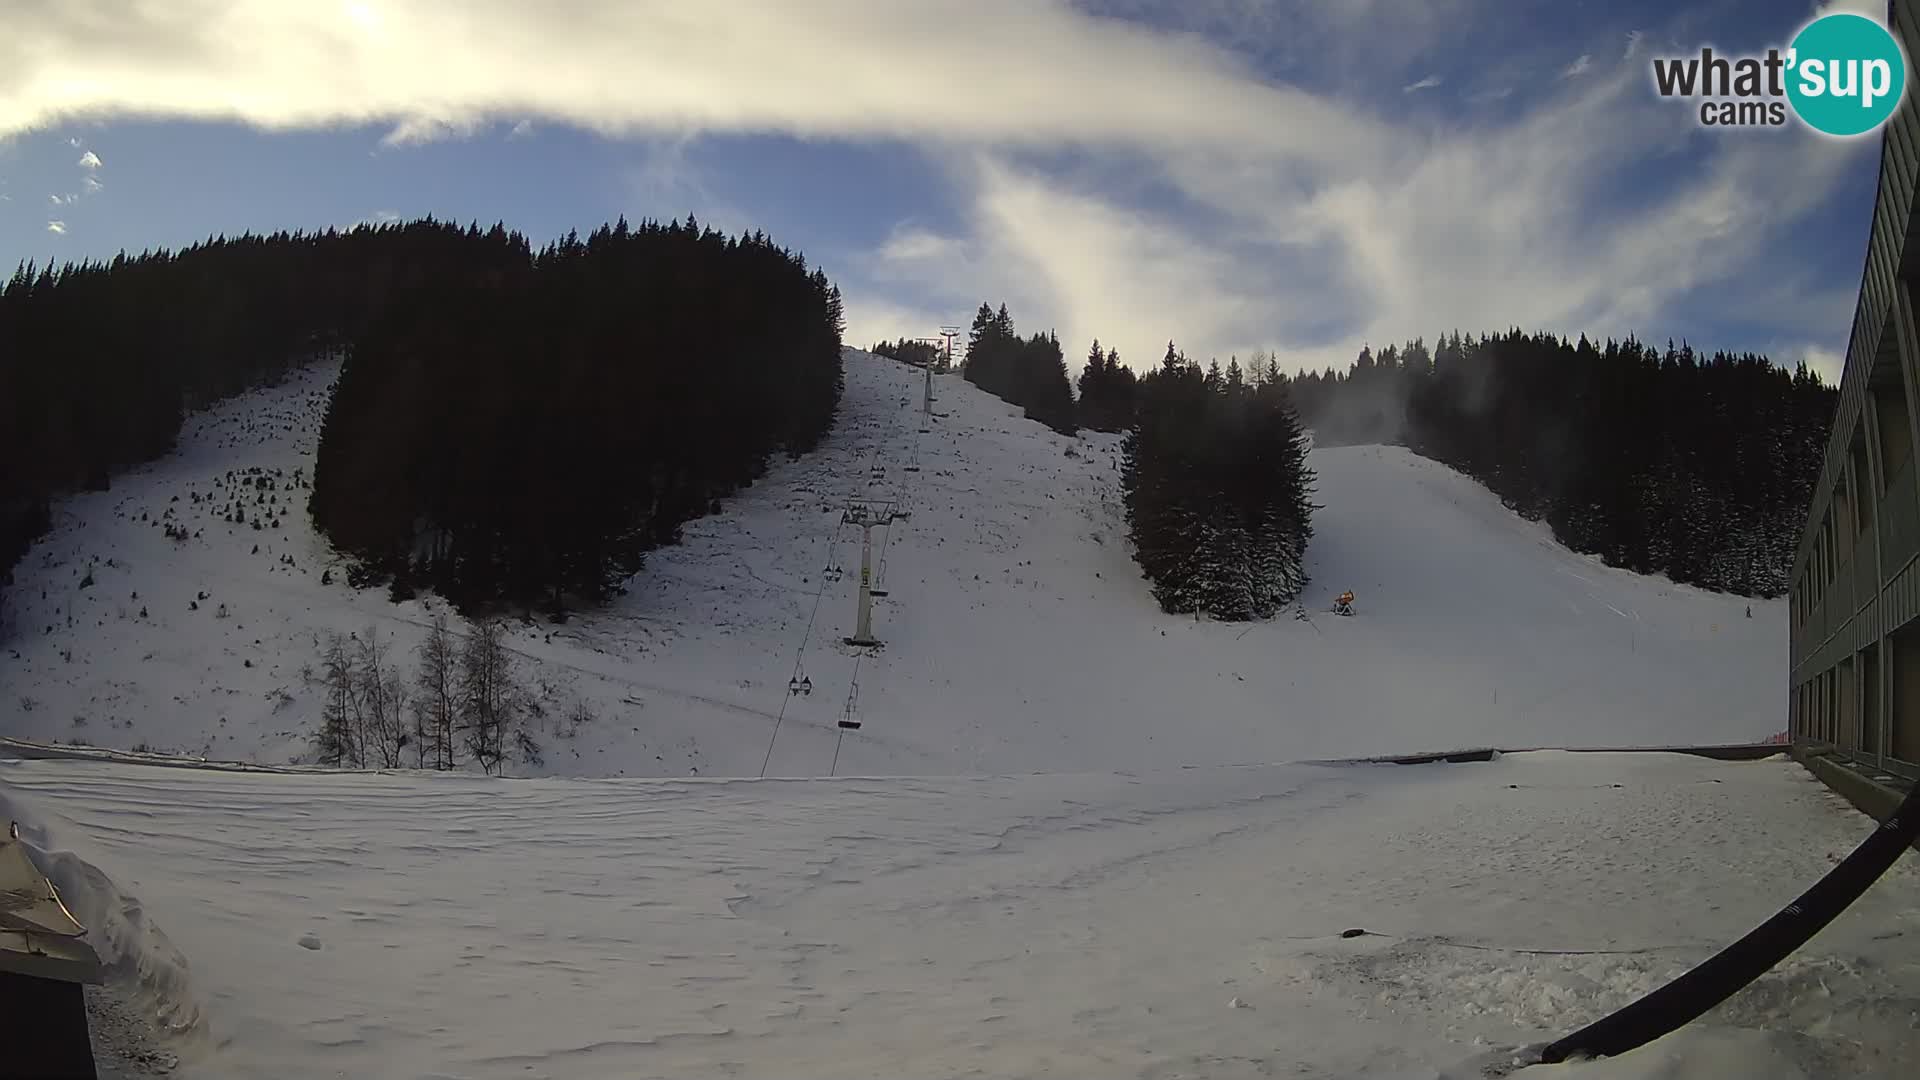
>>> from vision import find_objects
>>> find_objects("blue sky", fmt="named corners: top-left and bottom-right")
top-left (0, 0), bottom-right (1893, 378)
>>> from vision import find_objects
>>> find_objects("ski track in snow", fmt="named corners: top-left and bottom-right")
top-left (3, 350), bottom-right (1784, 778)
top-left (3, 751), bottom-right (1917, 1079)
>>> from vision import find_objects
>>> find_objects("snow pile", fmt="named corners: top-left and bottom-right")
top-left (0, 351), bottom-right (1784, 777)
top-left (0, 786), bottom-right (203, 1060)
top-left (2, 750), bottom-right (1913, 1078)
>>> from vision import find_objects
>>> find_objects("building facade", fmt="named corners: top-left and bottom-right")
top-left (1788, 0), bottom-right (1920, 779)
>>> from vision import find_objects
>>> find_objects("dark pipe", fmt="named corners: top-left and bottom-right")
top-left (1539, 776), bottom-right (1920, 1064)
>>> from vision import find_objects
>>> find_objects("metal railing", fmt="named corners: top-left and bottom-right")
top-left (1798, 736), bottom-right (1920, 784)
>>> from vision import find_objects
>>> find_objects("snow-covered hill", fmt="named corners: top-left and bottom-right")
top-left (0, 349), bottom-right (1781, 776)
top-left (2, 350), bottom-right (1904, 1080)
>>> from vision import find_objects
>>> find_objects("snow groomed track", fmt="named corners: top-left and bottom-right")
top-left (5, 749), bottom-right (1917, 1079)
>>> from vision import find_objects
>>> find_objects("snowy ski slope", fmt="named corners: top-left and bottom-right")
top-left (0, 349), bottom-right (1782, 777)
top-left (0, 349), bottom-right (1907, 1080)
top-left (4, 750), bottom-right (1915, 1079)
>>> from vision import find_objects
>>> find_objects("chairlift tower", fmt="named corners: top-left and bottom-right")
top-left (843, 499), bottom-right (896, 647)
top-left (940, 326), bottom-right (960, 372)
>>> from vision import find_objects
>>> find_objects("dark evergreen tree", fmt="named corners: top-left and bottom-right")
top-left (1122, 342), bottom-right (1315, 619)
top-left (1076, 341), bottom-right (1139, 432)
top-left (0, 217), bottom-right (845, 622)
top-left (305, 217), bottom-right (843, 612)
top-left (1078, 339), bottom-right (1107, 402)
top-left (870, 338), bottom-right (941, 367)
top-left (960, 302), bottom-right (1075, 434)
top-left (1109, 347), bottom-right (1139, 428)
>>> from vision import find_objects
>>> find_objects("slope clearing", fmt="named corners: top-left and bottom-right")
top-left (1, 350), bottom-right (1781, 776)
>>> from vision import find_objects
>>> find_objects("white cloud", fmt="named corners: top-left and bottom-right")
top-left (382, 116), bottom-right (482, 146)
top-left (67, 136), bottom-right (81, 148)
top-left (49, 192), bottom-right (73, 205)
top-left (1402, 75), bottom-right (1443, 93)
top-left (0, 0), bottom-right (1865, 374)
top-left (971, 155), bottom-right (1312, 365)
top-left (1792, 344), bottom-right (1846, 384)
top-left (0, 1), bottom-right (1392, 172)
top-left (841, 47), bottom-right (1866, 376)
top-left (841, 294), bottom-right (956, 351)
top-left (620, 136), bottom-right (756, 236)
top-left (82, 175), bottom-right (102, 192)
top-left (877, 225), bottom-right (962, 264)
top-left (1193, 0), bottom-right (1487, 76)
top-left (46, 220), bottom-right (66, 233)
top-left (508, 119), bottom-right (534, 138)
top-left (77, 150), bottom-right (101, 169)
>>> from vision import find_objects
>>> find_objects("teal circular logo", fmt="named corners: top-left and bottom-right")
top-left (1786, 13), bottom-right (1906, 136)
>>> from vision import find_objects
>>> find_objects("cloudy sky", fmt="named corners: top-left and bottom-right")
top-left (0, 0), bottom-right (1891, 378)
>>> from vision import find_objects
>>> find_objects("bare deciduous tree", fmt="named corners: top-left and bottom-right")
top-left (357, 626), bottom-right (411, 768)
top-left (317, 632), bottom-right (361, 766)
top-left (460, 617), bottom-right (518, 775)
top-left (314, 614), bottom-right (541, 774)
top-left (414, 613), bottom-right (460, 770)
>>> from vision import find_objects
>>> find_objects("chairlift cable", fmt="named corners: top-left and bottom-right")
top-left (758, 513), bottom-right (847, 778)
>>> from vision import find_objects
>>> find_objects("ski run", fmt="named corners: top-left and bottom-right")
top-left (2, 350), bottom-right (1912, 1078)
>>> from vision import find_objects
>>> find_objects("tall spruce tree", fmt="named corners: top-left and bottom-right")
top-left (1076, 342), bottom-right (1139, 432)
top-left (1122, 341), bottom-right (1314, 619)
top-left (960, 303), bottom-right (1076, 434)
